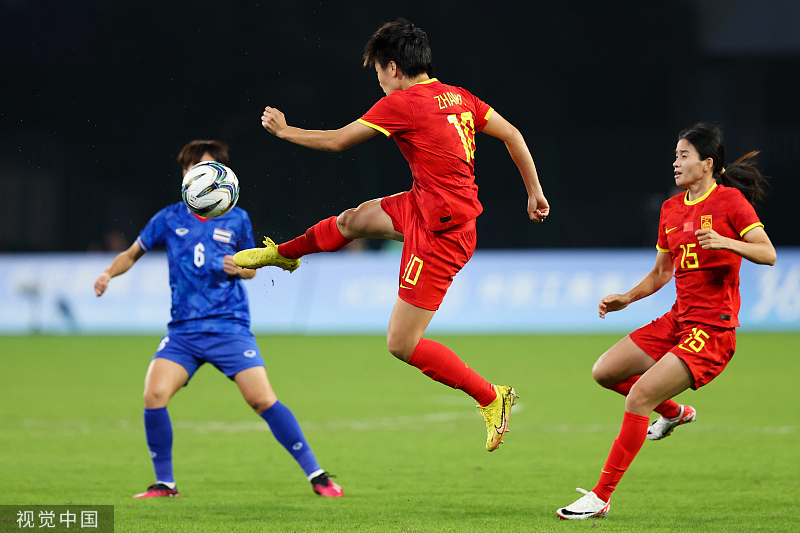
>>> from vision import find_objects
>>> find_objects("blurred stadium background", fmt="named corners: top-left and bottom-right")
top-left (1, 0), bottom-right (799, 334)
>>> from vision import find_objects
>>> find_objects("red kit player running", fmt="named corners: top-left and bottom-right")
top-left (556, 123), bottom-right (776, 519)
top-left (235, 18), bottom-right (549, 452)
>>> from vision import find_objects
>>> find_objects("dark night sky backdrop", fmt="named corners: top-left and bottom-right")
top-left (3, 0), bottom-right (799, 252)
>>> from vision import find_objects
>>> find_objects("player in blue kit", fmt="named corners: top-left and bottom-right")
top-left (94, 140), bottom-right (342, 498)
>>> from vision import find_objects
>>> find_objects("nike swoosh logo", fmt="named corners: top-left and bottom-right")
top-left (494, 398), bottom-right (508, 434)
top-left (665, 227), bottom-right (678, 234)
top-left (559, 509), bottom-right (603, 517)
top-left (399, 284), bottom-right (413, 290)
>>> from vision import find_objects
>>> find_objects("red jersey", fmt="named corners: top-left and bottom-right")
top-left (358, 78), bottom-right (493, 231)
top-left (656, 183), bottom-right (764, 327)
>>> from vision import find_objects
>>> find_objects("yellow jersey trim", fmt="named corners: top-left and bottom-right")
top-left (684, 182), bottom-right (717, 205)
top-left (415, 77), bottom-right (438, 86)
top-left (656, 245), bottom-right (670, 253)
top-left (485, 107), bottom-right (494, 120)
top-left (740, 222), bottom-right (764, 237)
top-left (357, 118), bottom-right (391, 137)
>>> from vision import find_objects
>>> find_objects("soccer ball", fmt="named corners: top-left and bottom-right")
top-left (181, 161), bottom-right (240, 218)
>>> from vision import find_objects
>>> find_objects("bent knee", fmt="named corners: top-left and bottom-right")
top-left (143, 387), bottom-right (172, 409)
top-left (624, 383), bottom-right (659, 413)
top-left (624, 391), bottom-right (647, 413)
top-left (386, 338), bottom-right (406, 360)
top-left (592, 361), bottom-right (617, 388)
top-left (386, 335), bottom-right (414, 362)
top-left (248, 397), bottom-right (277, 414)
top-left (336, 208), bottom-right (359, 237)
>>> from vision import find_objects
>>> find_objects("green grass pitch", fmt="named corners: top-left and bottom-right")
top-left (1, 333), bottom-right (798, 532)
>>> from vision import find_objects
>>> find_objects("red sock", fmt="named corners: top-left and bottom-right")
top-left (407, 338), bottom-right (497, 407)
top-left (654, 399), bottom-right (682, 419)
top-left (592, 411), bottom-right (650, 502)
top-left (606, 376), bottom-right (640, 396)
top-left (277, 216), bottom-right (353, 259)
top-left (606, 375), bottom-right (682, 419)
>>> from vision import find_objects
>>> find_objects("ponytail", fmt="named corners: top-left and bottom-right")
top-left (717, 150), bottom-right (769, 206)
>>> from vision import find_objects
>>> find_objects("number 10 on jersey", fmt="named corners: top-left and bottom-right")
top-left (447, 112), bottom-right (476, 162)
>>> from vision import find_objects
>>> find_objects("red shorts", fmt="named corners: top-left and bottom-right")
top-left (630, 312), bottom-right (736, 389)
top-left (380, 192), bottom-right (476, 311)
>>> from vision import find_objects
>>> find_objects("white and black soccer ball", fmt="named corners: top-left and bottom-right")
top-left (181, 161), bottom-right (240, 218)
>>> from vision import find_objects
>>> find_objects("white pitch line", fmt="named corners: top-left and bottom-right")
top-left (12, 416), bottom-right (798, 435)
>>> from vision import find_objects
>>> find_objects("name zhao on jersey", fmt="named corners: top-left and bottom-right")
top-left (434, 92), bottom-right (463, 109)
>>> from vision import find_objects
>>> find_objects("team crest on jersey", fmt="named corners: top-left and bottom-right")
top-left (175, 228), bottom-right (189, 236)
top-left (683, 221), bottom-right (694, 232)
top-left (701, 215), bottom-right (713, 229)
top-left (213, 228), bottom-right (233, 243)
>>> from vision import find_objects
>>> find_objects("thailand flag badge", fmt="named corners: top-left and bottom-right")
top-left (213, 228), bottom-right (232, 243)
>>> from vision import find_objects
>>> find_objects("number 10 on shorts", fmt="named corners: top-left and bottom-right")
top-left (402, 255), bottom-right (424, 286)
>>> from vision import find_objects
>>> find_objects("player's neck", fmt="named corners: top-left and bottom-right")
top-left (401, 74), bottom-right (431, 90)
top-left (685, 177), bottom-right (716, 202)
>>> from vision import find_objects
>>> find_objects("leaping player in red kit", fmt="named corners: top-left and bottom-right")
top-left (556, 123), bottom-right (776, 519)
top-left (235, 18), bottom-right (549, 452)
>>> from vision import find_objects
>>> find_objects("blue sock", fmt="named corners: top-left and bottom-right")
top-left (260, 401), bottom-right (321, 478)
top-left (144, 407), bottom-right (174, 484)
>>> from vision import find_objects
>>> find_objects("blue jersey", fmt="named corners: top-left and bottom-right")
top-left (137, 202), bottom-right (256, 334)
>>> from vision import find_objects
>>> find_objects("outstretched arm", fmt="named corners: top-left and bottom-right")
top-left (481, 111), bottom-right (549, 222)
top-left (94, 241), bottom-right (145, 296)
top-left (598, 251), bottom-right (674, 318)
top-left (261, 106), bottom-right (378, 152)
top-left (695, 226), bottom-right (776, 266)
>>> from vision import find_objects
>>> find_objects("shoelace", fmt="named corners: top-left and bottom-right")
top-left (311, 472), bottom-right (337, 486)
top-left (146, 483), bottom-right (175, 492)
top-left (567, 488), bottom-right (601, 511)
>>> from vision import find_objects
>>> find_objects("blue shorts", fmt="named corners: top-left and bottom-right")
top-left (153, 331), bottom-right (264, 382)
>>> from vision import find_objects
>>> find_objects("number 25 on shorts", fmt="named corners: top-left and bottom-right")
top-left (678, 327), bottom-right (709, 353)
